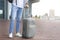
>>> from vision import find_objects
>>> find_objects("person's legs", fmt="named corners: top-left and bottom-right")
top-left (9, 4), bottom-right (18, 38)
top-left (16, 7), bottom-right (23, 37)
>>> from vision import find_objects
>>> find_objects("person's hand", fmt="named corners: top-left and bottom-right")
top-left (24, 3), bottom-right (29, 8)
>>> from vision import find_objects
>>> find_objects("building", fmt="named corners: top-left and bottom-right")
top-left (49, 9), bottom-right (55, 17)
top-left (0, 0), bottom-right (8, 19)
top-left (21, 0), bottom-right (40, 19)
top-left (0, 0), bottom-right (40, 20)
top-left (49, 9), bottom-right (55, 20)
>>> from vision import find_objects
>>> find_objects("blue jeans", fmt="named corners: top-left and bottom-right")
top-left (9, 4), bottom-right (23, 33)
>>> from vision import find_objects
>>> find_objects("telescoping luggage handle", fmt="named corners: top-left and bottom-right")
top-left (8, 0), bottom-right (13, 3)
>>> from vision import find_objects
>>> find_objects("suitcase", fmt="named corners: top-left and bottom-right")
top-left (22, 18), bottom-right (36, 38)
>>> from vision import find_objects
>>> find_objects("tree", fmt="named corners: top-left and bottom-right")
top-left (35, 15), bottom-right (37, 18)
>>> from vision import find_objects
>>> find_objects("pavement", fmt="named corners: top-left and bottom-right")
top-left (0, 19), bottom-right (60, 40)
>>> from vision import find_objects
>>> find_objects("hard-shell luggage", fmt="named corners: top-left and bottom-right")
top-left (22, 18), bottom-right (36, 38)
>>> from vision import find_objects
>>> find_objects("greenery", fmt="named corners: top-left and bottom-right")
top-left (34, 15), bottom-right (40, 19)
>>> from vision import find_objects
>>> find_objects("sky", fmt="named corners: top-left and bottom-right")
top-left (32, 0), bottom-right (60, 16)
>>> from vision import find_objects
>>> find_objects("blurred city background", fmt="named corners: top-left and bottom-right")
top-left (0, 0), bottom-right (60, 40)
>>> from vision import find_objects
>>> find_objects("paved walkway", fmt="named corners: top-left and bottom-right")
top-left (0, 19), bottom-right (60, 40)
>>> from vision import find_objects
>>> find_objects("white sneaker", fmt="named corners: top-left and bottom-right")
top-left (9, 33), bottom-right (13, 38)
top-left (16, 33), bottom-right (22, 37)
